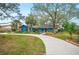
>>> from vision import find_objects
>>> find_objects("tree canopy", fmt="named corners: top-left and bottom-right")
top-left (0, 3), bottom-right (21, 20)
top-left (31, 3), bottom-right (79, 29)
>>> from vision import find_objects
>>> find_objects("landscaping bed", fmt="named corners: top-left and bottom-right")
top-left (44, 32), bottom-right (79, 47)
top-left (0, 35), bottom-right (45, 55)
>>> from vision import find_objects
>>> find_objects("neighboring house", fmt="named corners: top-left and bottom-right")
top-left (0, 23), bottom-right (12, 32)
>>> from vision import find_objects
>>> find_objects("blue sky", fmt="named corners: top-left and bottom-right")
top-left (19, 3), bottom-right (33, 16)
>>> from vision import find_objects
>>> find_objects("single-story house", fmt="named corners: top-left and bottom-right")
top-left (31, 25), bottom-right (54, 32)
top-left (21, 24), bottom-right (54, 32)
top-left (0, 23), bottom-right (12, 32)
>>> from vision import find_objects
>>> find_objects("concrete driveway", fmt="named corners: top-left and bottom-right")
top-left (25, 34), bottom-right (79, 55)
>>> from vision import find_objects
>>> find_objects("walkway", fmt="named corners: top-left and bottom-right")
top-left (0, 33), bottom-right (79, 55)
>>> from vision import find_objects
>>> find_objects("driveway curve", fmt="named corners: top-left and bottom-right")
top-left (24, 34), bottom-right (79, 55)
top-left (0, 33), bottom-right (79, 55)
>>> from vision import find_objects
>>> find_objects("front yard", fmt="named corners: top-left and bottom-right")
top-left (0, 35), bottom-right (45, 55)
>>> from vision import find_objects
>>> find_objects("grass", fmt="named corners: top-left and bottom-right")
top-left (21, 32), bottom-right (41, 34)
top-left (44, 32), bottom-right (70, 40)
top-left (7, 32), bottom-right (41, 34)
top-left (0, 35), bottom-right (45, 55)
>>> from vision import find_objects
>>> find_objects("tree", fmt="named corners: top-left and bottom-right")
top-left (62, 4), bottom-right (79, 21)
top-left (25, 14), bottom-right (37, 32)
top-left (11, 20), bottom-right (21, 32)
top-left (63, 21), bottom-right (76, 39)
top-left (32, 4), bottom-right (65, 30)
top-left (0, 3), bottom-right (21, 20)
top-left (31, 3), bottom-right (78, 32)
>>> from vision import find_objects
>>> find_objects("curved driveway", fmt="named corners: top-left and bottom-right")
top-left (25, 34), bottom-right (79, 55)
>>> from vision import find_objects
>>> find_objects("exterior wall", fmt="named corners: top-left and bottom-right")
top-left (21, 25), bottom-right (27, 32)
top-left (0, 25), bottom-right (12, 32)
top-left (38, 28), bottom-right (45, 32)
top-left (47, 28), bottom-right (54, 32)
top-left (31, 28), bottom-right (54, 32)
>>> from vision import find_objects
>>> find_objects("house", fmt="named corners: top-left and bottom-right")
top-left (0, 23), bottom-right (12, 32)
top-left (21, 25), bottom-right (28, 32)
top-left (31, 25), bottom-right (54, 32)
top-left (20, 23), bottom-right (62, 32)
top-left (20, 24), bottom-right (54, 32)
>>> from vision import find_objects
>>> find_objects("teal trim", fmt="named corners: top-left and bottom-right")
top-left (48, 28), bottom-right (54, 32)
top-left (21, 25), bottom-right (27, 32)
top-left (31, 28), bottom-right (54, 32)
top-left (38, 28), bottom-right (45, 32)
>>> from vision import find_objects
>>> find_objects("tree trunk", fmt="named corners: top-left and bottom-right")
top-left (28, 24), bottom-right (30, 32)
top-left (52, 16), bottom-right (56, 32)
top-left (30, 25), bottom-right (32, 32)
top-left (53, 11), bottom-right (57, 32)
top-left (69, 32), bottom-right (73, 40)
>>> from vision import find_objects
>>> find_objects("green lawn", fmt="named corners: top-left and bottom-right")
top-left (0, 35), bottom-right (45, 55)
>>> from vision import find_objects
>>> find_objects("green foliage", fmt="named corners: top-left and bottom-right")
top-left (0, 3), bottom-right (20, 19)
top-left (26, 14), bottom-right (36, 25)
top-left (25, 14), bottom-right (37, 32)
top-left (32, 3), bottom-right (78, 29)
top-left (63, 21), bottom-right (76, 38)
top-left (11, 20), bottom-right (21, 32)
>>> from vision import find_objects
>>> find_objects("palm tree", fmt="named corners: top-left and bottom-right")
top-left (25, 14), bottom-right (37, 32)
top-left (11, 20), bottom-right (21, 32)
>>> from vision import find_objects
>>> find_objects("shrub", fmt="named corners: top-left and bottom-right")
top-left (44, 32), bottom-right (55, 36)
top-left (54, 32), bottom-right (70, 40)
top-left (63, 21), bottom-right (76, 39)
top-left (75, 36), bottom-right (79, 42)
top-left (76, 29), bottom-right (79, 34)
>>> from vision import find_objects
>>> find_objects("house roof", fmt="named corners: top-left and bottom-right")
top-left (0, 23), bottom-right (11, 27)
top-left (32, 25), bottom-right (53, 28)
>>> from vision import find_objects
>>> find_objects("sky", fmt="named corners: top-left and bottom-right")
top-left (19, 3), bottom-right (33, 16)
top-left (71, 17), bottom-right (79, 25)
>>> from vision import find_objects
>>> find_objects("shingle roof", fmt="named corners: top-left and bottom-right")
top-left (32, 25), bottom-right (53, 28)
